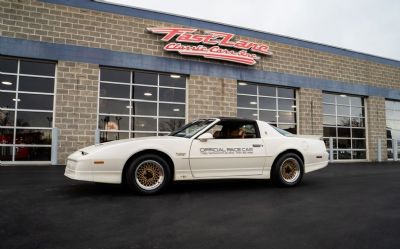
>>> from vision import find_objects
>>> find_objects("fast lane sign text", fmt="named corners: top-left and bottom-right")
top-left (147, 27), bottom-right (272, 66)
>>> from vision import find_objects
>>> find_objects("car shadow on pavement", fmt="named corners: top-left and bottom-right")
top-left (60, 178), bottom-right (321, 197)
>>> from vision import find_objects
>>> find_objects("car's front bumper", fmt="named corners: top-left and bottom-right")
top-left (64, 159), bottom-right (93, 182)
top-left (65, 157), bottom-right (122, 184)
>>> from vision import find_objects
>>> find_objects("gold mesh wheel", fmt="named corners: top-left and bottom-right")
top-left (280, 158), bottom-right (301, 183)
top-left (135, 160), bottom-right (165, 191)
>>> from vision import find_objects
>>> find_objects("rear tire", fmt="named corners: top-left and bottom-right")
top-left (125, 154), bottom-right (171, 195)
top-left (271, 153), bottom-right (304, 187)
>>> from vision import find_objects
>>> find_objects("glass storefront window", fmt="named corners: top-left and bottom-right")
top-left (385, 100), bottom-right (400, 160)
top-left (0, 56), bottom-right (55, 162)
top-left (237, 82), bottom-right (297, 134)
top-left (322, 93), bottom-right (366, 160)
top-left (98, 68), bottom-right (186, 142)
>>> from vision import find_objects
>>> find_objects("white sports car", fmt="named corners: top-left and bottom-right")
top-left (65, 117), bottom-right (328, 194)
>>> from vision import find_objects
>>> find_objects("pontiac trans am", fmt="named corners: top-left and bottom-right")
top-left (65, 117), bottom-right (328, 194)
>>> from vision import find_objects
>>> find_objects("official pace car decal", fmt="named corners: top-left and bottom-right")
top-left (200, 147), bottom-right (254, 155)
top-left (147, 27), bottom-right (272, 65)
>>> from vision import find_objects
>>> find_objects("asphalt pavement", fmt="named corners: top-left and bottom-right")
top-left (1, 162), bottom-right (400, 249)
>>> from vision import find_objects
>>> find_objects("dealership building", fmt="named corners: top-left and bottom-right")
top-left (1, 0), bottom-right (400, 165)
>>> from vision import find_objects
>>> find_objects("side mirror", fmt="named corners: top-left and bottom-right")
top-left (198, 133), bottom-right (213, 142)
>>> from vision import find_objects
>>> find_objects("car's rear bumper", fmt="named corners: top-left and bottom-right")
top-left (305, 160), bottom-right (329, 173)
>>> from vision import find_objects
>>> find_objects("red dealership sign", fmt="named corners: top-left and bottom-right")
top-left (147, 27), bottom-right (272, 66)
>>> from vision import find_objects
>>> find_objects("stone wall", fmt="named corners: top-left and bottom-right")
top-left (187, 76), bottom-right (236, 121)
top-left (55, 61), bottom-right (99, 164)
top-left (366, 96), bottom-right (387, 161)
top-left (297, 88), bottom-right (323, 135)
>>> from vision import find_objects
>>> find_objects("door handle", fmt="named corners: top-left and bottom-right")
top-left (252, 144), bottom-right (263, 147)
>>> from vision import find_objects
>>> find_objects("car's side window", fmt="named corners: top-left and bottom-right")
top-left (207, 121), bottom-right (259, 139)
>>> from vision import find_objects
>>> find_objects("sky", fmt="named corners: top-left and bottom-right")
top-left (102, 0), bottom-right (400, 61)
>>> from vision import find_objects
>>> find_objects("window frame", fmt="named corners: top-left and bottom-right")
top-left (237, 82), bottom-right (297, 134)
top-left (0, 56), bottom-right (56, 163)
top-left (322, 92), bottom-right (367, 161)
top-left (97, 67), bottom-right (187, 142)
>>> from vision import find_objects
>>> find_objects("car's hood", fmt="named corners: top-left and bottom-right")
top-left (80, 136), bottom-right (187, 153)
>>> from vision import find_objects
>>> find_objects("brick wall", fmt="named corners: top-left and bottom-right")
top-left (366, 96), bottom-right (387, 161)
top-left (55, 61), bottom-right (99, 164)
top-left (187, 76), bottom-right (236, 121)
top-left (297, 88), bottom-right (323, 135)
top-left (0, 0), bottom-right (399, 90)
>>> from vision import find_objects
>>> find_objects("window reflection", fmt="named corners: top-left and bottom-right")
top-left (237, 109), bottom-right (258, 120)
top-left (278, 88), bottom-right (294, 98)
top-left (0, 57), bottom-right (55, 162)
top-left (132, 85), bottom-right (157, 101)
top-left (100, 83), bottom-right (130, 98)
top-left (132, 117), bottom-right (157, 131)
top-left (237, 82), bottom-right (257, 95)
top-left (100, 131), bottom-right (129, 143)
top-left (99, 115), bottom-right (129, 131)
top-left (0, 74), bottom-right (17, 91)
top-left (237, 95), bottom-right (257, 108)
top-left (159, 88), bottom-right (185, 103)
top-left (0, 110), bottom-right (14, 126)
top-left (99, 99), bottom-right (130, 115)
top-left (259, 85), bottom-right (276, 96)
top-left (14, 147), bottom-right (51, 161)
top-left (18, 94), bottom-right (53, 110)
top-left (0, 146), bottom-right (13, 160)
top-left (322, 93), bottom-right (365, 160)
top-left (16, 112), bottom-right (52, 127)
top-left (99, 68), bottom-right (187, 139)
top-left (237, 83), bottom-right (296, 134)
top-left (0, 128), bottom-right (14, 144)
top-left (20, 60), bottom-right (55, 76)
top-left (159, 103), bottom-right (185, 117)
top-left (159, 118), bottom-right (185, 132)
top-left (0, 57), bottom-right (18, 73)
top-left (132, 132), bottom-right (157, 138)
top-left (131, 101), bottom-right (157, 116)
top-left (259, 110), bottom-right (276, 123)
top-left (0, 92), bottom-right (16, 109)
top-left (100, 68), bottom-right (131, 83)
top-left (159, 74), bottom-right (185, 88)
top-left (134, 71), bottom-right (158, 85)
top-left (15, 129), bottom-right (52, 144)
top-left (278, 111), bottom-right (295, 123)
top-left (19, 76), bottom-right (54, 93)
top-left (259, 97), bottom-right (276, 110)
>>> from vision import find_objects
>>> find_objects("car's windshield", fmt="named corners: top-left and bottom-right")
top-left (272, 126), bottom-right (295, 137)
top-left (169, 119), bottom-right (215, 138)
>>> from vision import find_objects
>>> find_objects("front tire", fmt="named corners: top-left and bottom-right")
top-left (125, 154), bottom-right (171, 195)
top-left (271, 153), bottom-right (304, 187)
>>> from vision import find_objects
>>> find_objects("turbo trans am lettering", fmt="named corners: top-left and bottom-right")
top-left (147, 27), bottom-right (272, 65)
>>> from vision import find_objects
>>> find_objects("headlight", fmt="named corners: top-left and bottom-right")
top-left (80, 151), bottom-right (88, 156)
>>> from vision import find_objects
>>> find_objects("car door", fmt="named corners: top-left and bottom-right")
top-left (189, 120), bottom-right (266, 178)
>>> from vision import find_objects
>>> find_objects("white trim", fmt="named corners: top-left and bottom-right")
top-left (0, 71), bottom-right (55, 79)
